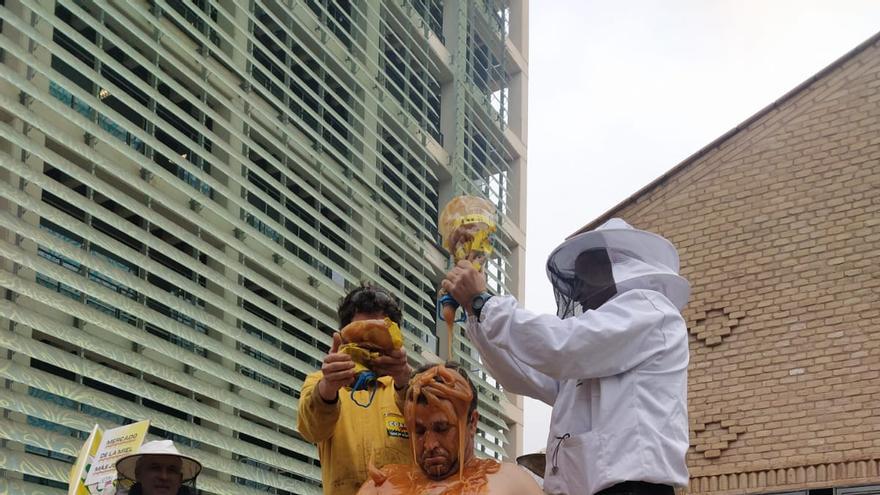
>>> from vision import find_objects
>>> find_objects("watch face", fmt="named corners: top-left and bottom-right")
top-left (472, 294), bottom-right (491, 317)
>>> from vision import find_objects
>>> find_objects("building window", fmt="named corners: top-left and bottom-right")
top-left (380, 21), bottom-right (442, 144)
top-left (252, 5), bottom-right (356, 165)
top-left (305, 0), bottom-right (354, 49)
top-left (410, 0), bottom-right (444, 42)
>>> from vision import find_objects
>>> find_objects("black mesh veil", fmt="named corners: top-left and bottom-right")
top-left (547, 247), bottom-right (617, 319)
top-left (115, 475), bottom-right (198, 495)
top-left (548, 263), bottom-right (584, 319)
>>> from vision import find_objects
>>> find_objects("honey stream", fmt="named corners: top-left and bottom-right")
top-left (442, 304), bottom-right (456, 360)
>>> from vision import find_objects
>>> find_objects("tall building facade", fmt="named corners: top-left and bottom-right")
top-left (575, 33), bottom-right (880, 495)
top-left (0, 1), bottom-right (528, 494)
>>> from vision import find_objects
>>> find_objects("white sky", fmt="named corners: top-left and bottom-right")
top-left (521, 1), bottom-right (880, 454)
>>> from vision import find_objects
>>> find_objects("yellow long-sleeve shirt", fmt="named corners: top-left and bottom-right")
top-left (297, 372), bottom-right (413, 495)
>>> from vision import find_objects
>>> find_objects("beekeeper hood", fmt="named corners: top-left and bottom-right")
top-left (546, 218), bottom-right (689, 318)
top-left (115, 439), bottom-right (201, 495)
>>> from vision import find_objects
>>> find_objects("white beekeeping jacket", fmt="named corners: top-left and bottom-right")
top-left (466, 220), bottom-right (690, 495)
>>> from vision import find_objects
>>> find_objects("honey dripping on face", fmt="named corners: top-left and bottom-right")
top-left (405, 365), bottom-right (479, 486)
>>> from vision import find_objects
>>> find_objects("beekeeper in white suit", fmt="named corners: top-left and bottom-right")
top-left (441, 218), bottom-right (690, 495)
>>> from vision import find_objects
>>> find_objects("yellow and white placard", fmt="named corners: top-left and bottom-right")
top-left (76, 420), bottom-right (150, 494)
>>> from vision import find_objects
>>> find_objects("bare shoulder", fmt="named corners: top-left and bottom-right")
top-left (491, 463), bottom-right (543, 494)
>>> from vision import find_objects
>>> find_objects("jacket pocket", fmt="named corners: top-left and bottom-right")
top-left (543, 430), bottom-right (603, 495)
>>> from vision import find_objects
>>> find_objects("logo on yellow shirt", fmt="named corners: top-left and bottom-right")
top-left (384, 412), bottom-right (409, 439)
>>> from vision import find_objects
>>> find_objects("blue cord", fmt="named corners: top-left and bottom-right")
top-left (437, 294), bottom-right (467, 322)
top-left (350, 371), bottom-right (378, 408)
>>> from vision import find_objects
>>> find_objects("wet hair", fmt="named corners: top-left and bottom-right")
top-left (411, 361), bottom-right (479, 416)
top-left (337, 282), bottom-right (403, 327)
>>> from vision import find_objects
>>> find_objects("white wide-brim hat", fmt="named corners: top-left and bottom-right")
top-left (115, 440), bottom-right (202, 482)
top-left (546, 218), bottom-right (690, 310)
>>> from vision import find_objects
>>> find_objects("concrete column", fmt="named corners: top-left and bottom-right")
top-left (439, 0), bottom-right (469, 199)
top-left (351, 1), bottom-right (383, 279)
top-left (209, 0), bottom-right (252, 476)
top-left (508, 0), bottom-right (528, 64)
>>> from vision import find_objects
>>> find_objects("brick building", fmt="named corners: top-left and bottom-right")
top-left (575, 33), bottom-right (880, 495)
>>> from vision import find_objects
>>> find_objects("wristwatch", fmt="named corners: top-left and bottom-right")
top-left (470, 292), bottom-right (493, 321)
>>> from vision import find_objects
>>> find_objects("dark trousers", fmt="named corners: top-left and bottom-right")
top-left (595, 481), bottom-right (675, 495)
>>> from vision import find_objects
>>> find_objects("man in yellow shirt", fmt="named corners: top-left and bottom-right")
top-left (298, 283), bottom-right (413, 495)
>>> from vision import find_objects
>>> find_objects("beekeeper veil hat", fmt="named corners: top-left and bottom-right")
top-left (546, 218), bottom-right (689, 318)
top-left (116, 440), bottom-right (202, 484)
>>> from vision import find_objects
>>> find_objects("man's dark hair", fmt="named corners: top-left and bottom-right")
top-left (411, 361), bottom-right (478, 416)
top-left (337, 282), bottom-right (403, 327)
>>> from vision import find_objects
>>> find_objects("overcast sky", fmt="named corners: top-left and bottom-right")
top-left (521, 1), bottom-right (880, 454)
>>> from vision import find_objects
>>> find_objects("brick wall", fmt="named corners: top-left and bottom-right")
top-left (607, 37), bottom-right (880, 494)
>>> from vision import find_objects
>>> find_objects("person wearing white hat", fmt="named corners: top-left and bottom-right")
top-left (442, 218), bottom-right (690, 495)
top-left (115, 440), bottom-right (202, 495)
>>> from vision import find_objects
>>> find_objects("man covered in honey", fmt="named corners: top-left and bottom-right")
top-left (357, 362), bottom-right (542, 495)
